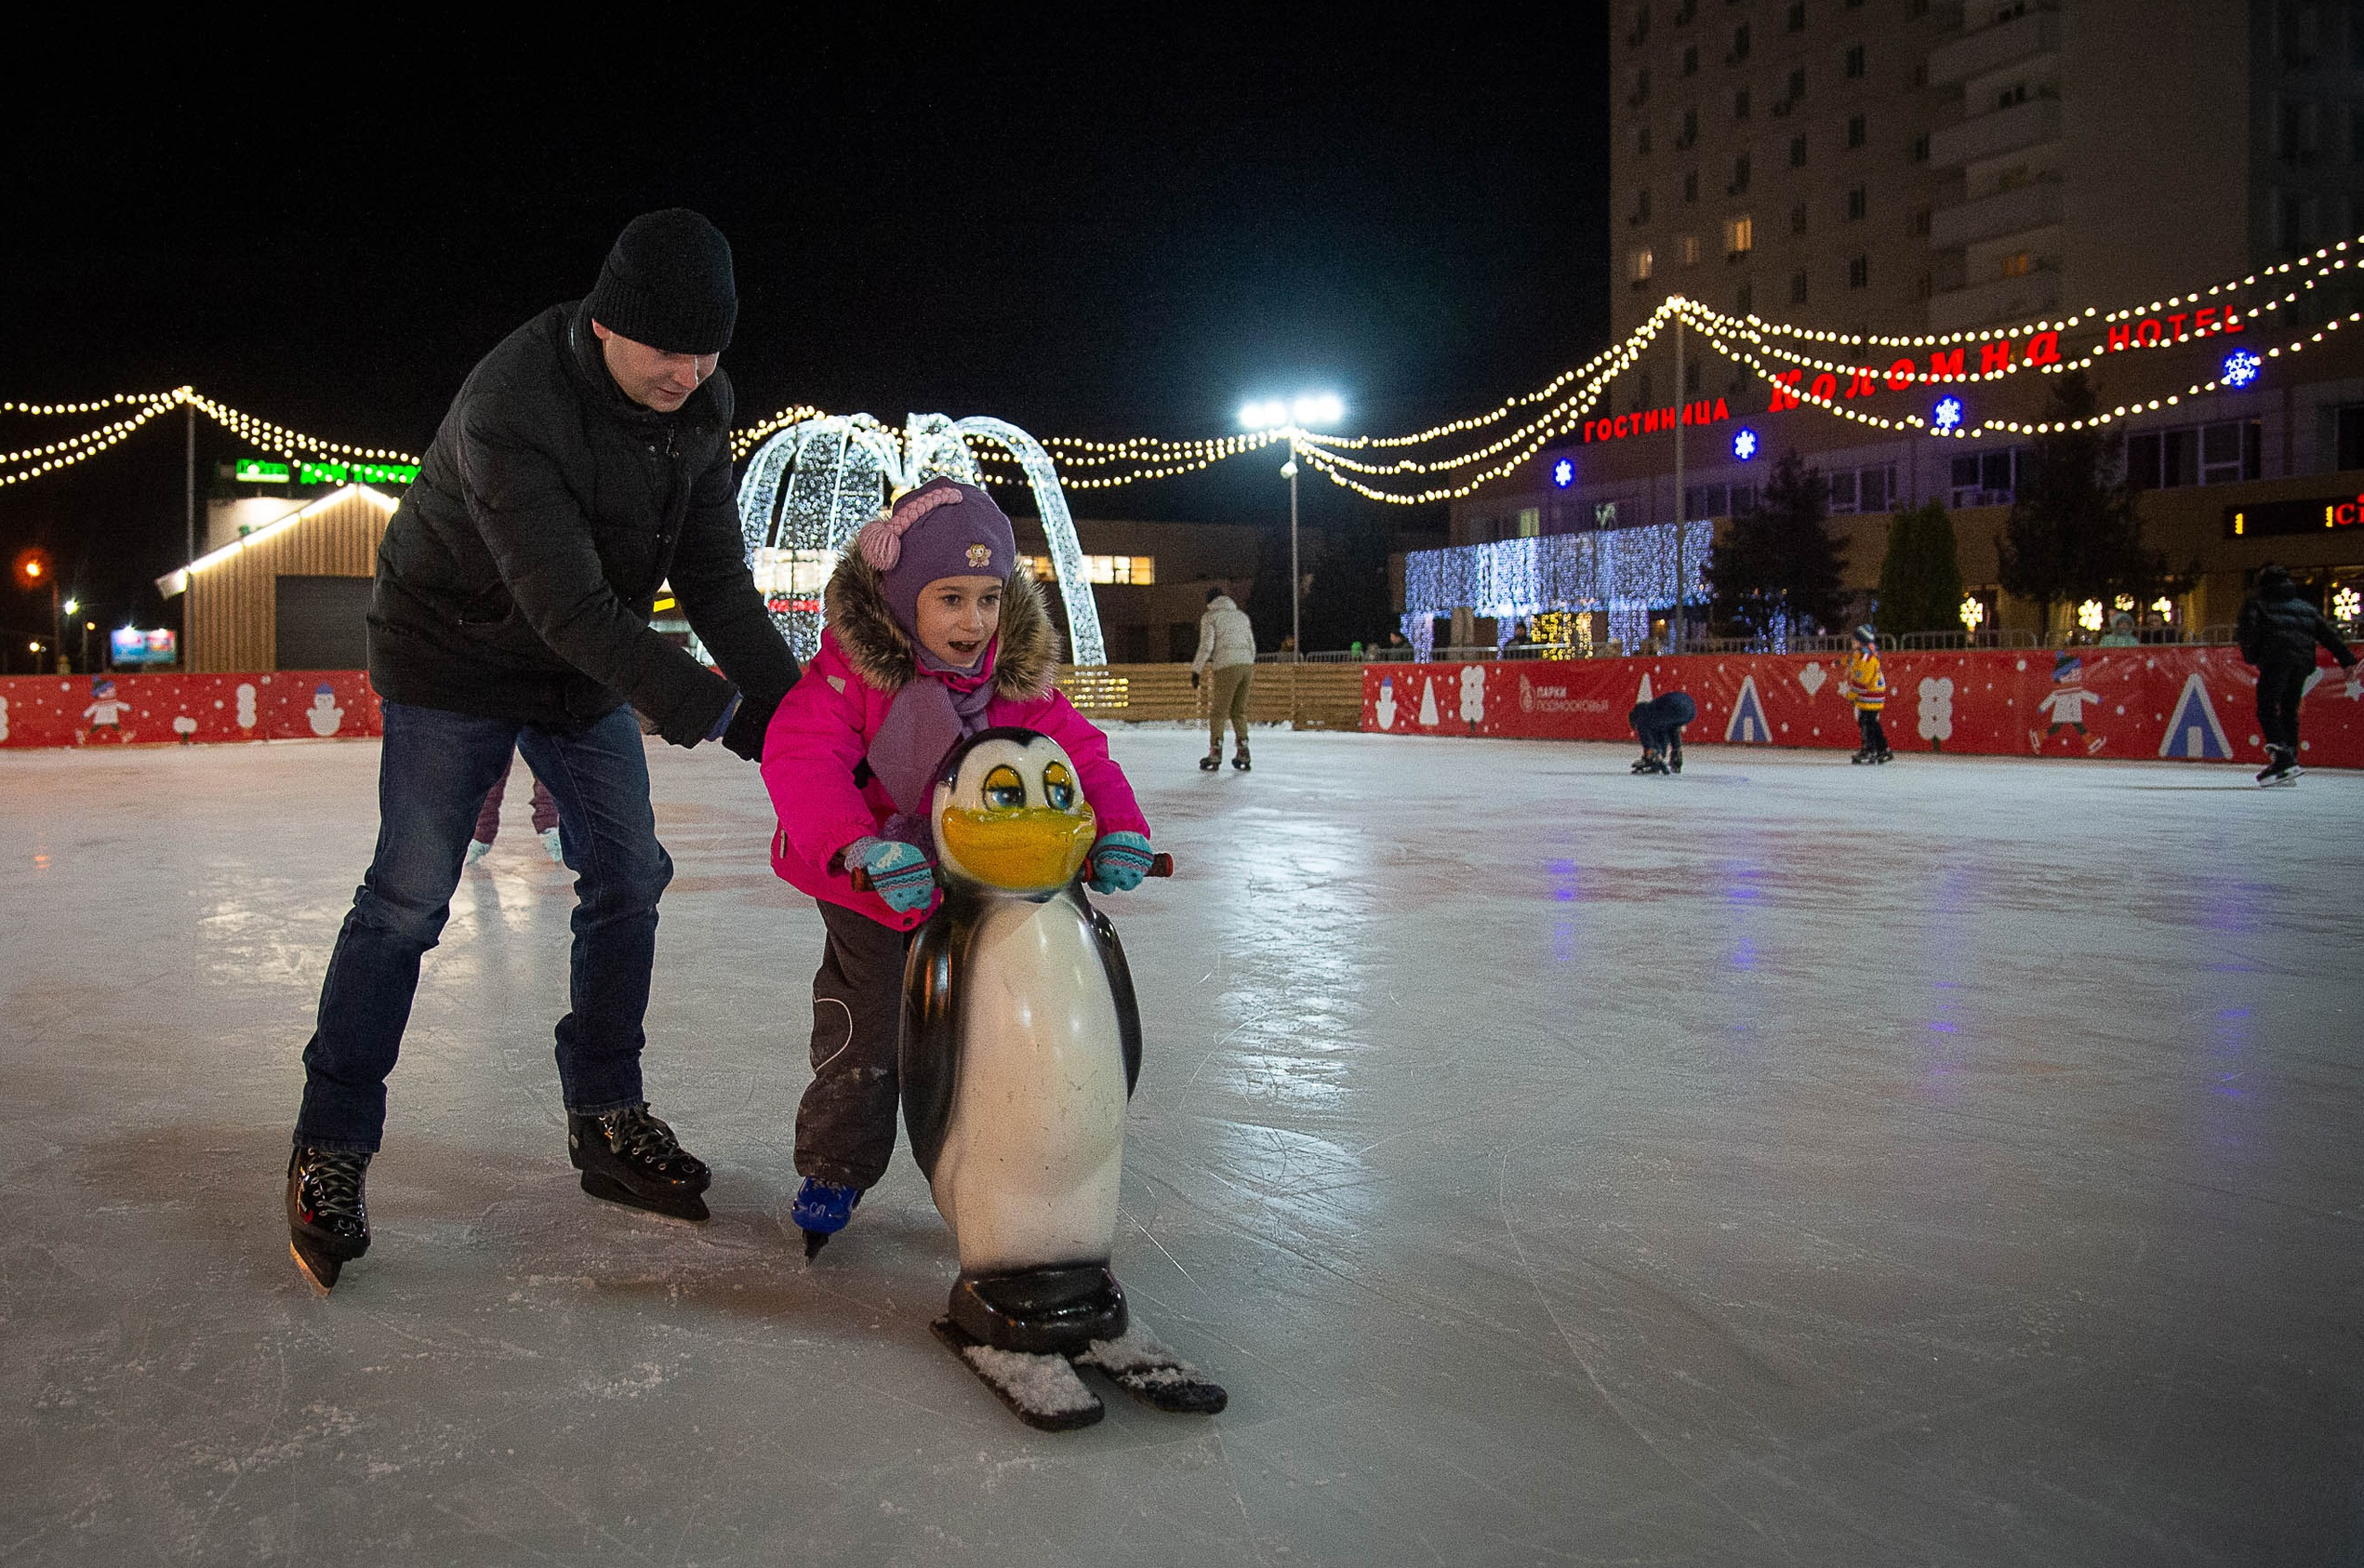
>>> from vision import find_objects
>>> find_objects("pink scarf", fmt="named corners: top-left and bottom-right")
top-left (867, 637), bottom-right (999, 847)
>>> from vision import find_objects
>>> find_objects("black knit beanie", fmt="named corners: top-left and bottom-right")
top-left (584, 209), bottom-right (737, 355)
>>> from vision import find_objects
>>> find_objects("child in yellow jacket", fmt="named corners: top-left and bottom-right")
top-left (1839, 625), bottom-right (1892, 764)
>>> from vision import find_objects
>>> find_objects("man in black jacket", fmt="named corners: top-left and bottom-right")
top-left (2237, 563), bottom-right (2357, 787)
top-left (286, 210), bottom-right (801, 1291)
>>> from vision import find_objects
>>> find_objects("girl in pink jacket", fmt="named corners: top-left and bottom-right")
top-left (759, 477), bottom-right (1153, 1249)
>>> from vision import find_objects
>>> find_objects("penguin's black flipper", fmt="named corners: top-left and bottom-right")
top-left (899, 901), bottom-right (971, 1183)
top-left (1082, 897), bottom-right (1143, 1097)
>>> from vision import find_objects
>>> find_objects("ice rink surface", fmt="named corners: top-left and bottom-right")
top-left (2, 725), bottom-right (2358, 1566)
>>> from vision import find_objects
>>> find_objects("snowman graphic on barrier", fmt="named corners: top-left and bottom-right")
top-left (306, 684), bottom-right (345, 737)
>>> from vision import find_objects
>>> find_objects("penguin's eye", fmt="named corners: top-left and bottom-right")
top-left (981, 764), bottom-right (1028, 810)
top-left (1042, 762), bottom-right (1075, 811)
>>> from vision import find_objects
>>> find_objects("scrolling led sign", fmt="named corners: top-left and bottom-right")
top-left (2225, 496), bottom-right (2364, 538)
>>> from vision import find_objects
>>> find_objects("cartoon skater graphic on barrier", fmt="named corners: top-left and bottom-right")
top-left (2034, 652), bottom-right (2107, 755)
top-left (81, 677), bottom-right (132, 743)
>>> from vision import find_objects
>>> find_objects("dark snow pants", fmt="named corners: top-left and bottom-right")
top-left (797, 898), bottom-right (914, 1189)
top-left (2255, 659), bottom-right (2310, 751)
top-left (1857, 708), bottom-right (1890, 753)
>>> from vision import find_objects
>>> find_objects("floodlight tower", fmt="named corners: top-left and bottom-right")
top-left (1236, 392), bottom-right (1344, 667)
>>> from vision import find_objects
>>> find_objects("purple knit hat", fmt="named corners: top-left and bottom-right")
top-left (855, 477), bottom-right (1018, 636)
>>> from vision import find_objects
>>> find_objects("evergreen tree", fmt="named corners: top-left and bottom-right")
top-left (1875, 499), bottom-right (1965, 637)
top-left (1706, 447), bottom-right (1847, 642)
top-left (1998, 370), bottom-right (2162, 636)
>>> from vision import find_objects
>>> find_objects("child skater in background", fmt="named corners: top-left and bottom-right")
top-left (759, 478), bottom-right (1156, 1253)
top-left (1840, 623), bottom-right (1893, 764)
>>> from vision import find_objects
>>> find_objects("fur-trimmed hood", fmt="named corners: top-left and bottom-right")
top-left (822, 548), bottom-right (1056, 700)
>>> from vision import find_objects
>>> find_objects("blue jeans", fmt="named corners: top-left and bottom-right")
top-left (294, 701), bottom-right (674, 1152)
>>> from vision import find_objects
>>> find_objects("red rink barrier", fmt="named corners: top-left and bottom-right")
top-left (0, 671), bottom-right (383, 749)
top-left (1363, 647), bottom-right (2364, 769)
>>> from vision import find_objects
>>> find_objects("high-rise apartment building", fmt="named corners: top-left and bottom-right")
top-left (1610, 0), bottom-right (1959, 360)
top-left (1613, 2), bottom-right (2318, 346)
top-left (1422, 3), bottom-right (2364, 647)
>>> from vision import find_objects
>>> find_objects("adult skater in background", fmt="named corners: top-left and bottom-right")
top-left (2238, 563), bottom-right (2356, 787)
top-left (284, 210), bottom-right (801, 1292)
top-left (1191, 586), bottom-right (1256, 772)
top-left (1628, 690), bottom-right (1696, 775)
top-left (1840, 625), bottom-right (1893, 764)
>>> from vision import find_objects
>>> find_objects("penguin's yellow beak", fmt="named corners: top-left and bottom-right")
top-left (939, 804), bottom-right (1097, 891)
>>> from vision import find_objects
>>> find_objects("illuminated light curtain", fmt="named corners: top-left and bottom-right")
top-left (737, 413), bottom-right (1106, 666)
top-left (1401, 521), bottom-right (1711, 657)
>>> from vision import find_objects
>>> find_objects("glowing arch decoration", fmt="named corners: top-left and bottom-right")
top-left (737, 412), bottom-right (1106, 666)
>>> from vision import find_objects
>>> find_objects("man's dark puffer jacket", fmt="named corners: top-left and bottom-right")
top-left (2237, 566), bottom-right (2357, 670)
top-left (367, 301), bottom-right (798, 753)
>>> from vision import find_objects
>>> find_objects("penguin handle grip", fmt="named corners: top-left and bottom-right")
top-left (848, 853), bottom-right (1173, 890)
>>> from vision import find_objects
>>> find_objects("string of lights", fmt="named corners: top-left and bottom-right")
top-left (0, 398), bottom-right (179, 489)
top-left (11, 234), bottom-right (2364, 500)
top-left (1698, 237), bottom-right (2361, 350)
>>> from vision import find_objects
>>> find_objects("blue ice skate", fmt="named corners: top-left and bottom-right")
top-left (792, 1177), bottom-right (862, 1258)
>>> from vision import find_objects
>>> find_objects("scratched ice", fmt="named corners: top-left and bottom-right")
top-left (1, 729), bottom-right (2357, 1565)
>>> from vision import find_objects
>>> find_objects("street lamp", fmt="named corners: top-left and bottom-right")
top-left (14, 548), bottom-right (58, 672)
top-left (1237, 392), bottom-right (1345, 669)
top-left (62, 598), bottom-right (77, 674)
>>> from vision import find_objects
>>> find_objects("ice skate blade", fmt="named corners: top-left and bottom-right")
top-left (288, 1236), bottom-right (341, 1295)
top-left (579, 1169), bottom-right (710, 1223)
top-left (1077, 1324), bottom-right (1228, 1415)
top-left (933, 1318), bottom-right (1105, 1431)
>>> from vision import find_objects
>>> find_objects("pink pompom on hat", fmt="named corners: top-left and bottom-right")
top-left (854, 476), bottom-right (1018, 636)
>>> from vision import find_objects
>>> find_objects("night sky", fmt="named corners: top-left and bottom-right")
top-left (1, 14), bottom-right (1609, 651)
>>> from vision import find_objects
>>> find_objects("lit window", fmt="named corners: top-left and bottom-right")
top-left (1632, 247), bottom-right (1655, 281)
top-left (1030, 554), bottom-right (1156, 586)
top-left (1681, 233), bottom-right (1701, 265)
top-left (2000, 251), bottom-right (2033, 278)
top-left (1724, 215), bottom-right (1754, 255)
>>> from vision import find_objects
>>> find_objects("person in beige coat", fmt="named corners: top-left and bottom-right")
top-left (1190, 588), bottom-right (1257, 772)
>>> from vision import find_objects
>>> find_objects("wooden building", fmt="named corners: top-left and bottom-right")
top-left (160, 485), bottom-right (396, 673)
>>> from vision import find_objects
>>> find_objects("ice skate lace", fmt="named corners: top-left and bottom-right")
top-left (600, 1107), bottom-right (684, 1164)
top-left (303, 1150), bottom-right (369, 1221)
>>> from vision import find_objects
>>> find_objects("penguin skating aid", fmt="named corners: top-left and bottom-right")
top-left (871, 727), bottom-right (1228, 1429)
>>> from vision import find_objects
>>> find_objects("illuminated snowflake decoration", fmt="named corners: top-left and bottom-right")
top-left (1551, 458), bottom-right (1574, 488)
top-left (2220, 348), bottom-right (2263, 390)
top-left (737, 413), bottom-right (1105, 665)
top-left (1732, 428), bottom-right (1760, 460)
top-left (1932, 396), bottom-right (1964, 432)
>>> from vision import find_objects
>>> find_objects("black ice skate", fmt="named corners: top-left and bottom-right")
top-left (1199, 751), bottom-right (1220, 772)
top-left (2256, 746), bottom-right (2298, 786)
top-left (286, 1146), bottom-right (371, 1294)
top-left (1873, 748), bottom-right (1894, 764)
top-left (1231, 746), bottom-right (1251, 771)
top-left (1849, 749), bottom-right (1870, 764)
top-left (1667, 742), bottom-right (1683, 774)
top-left (567, 1105), bottom-right (711, 1222)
